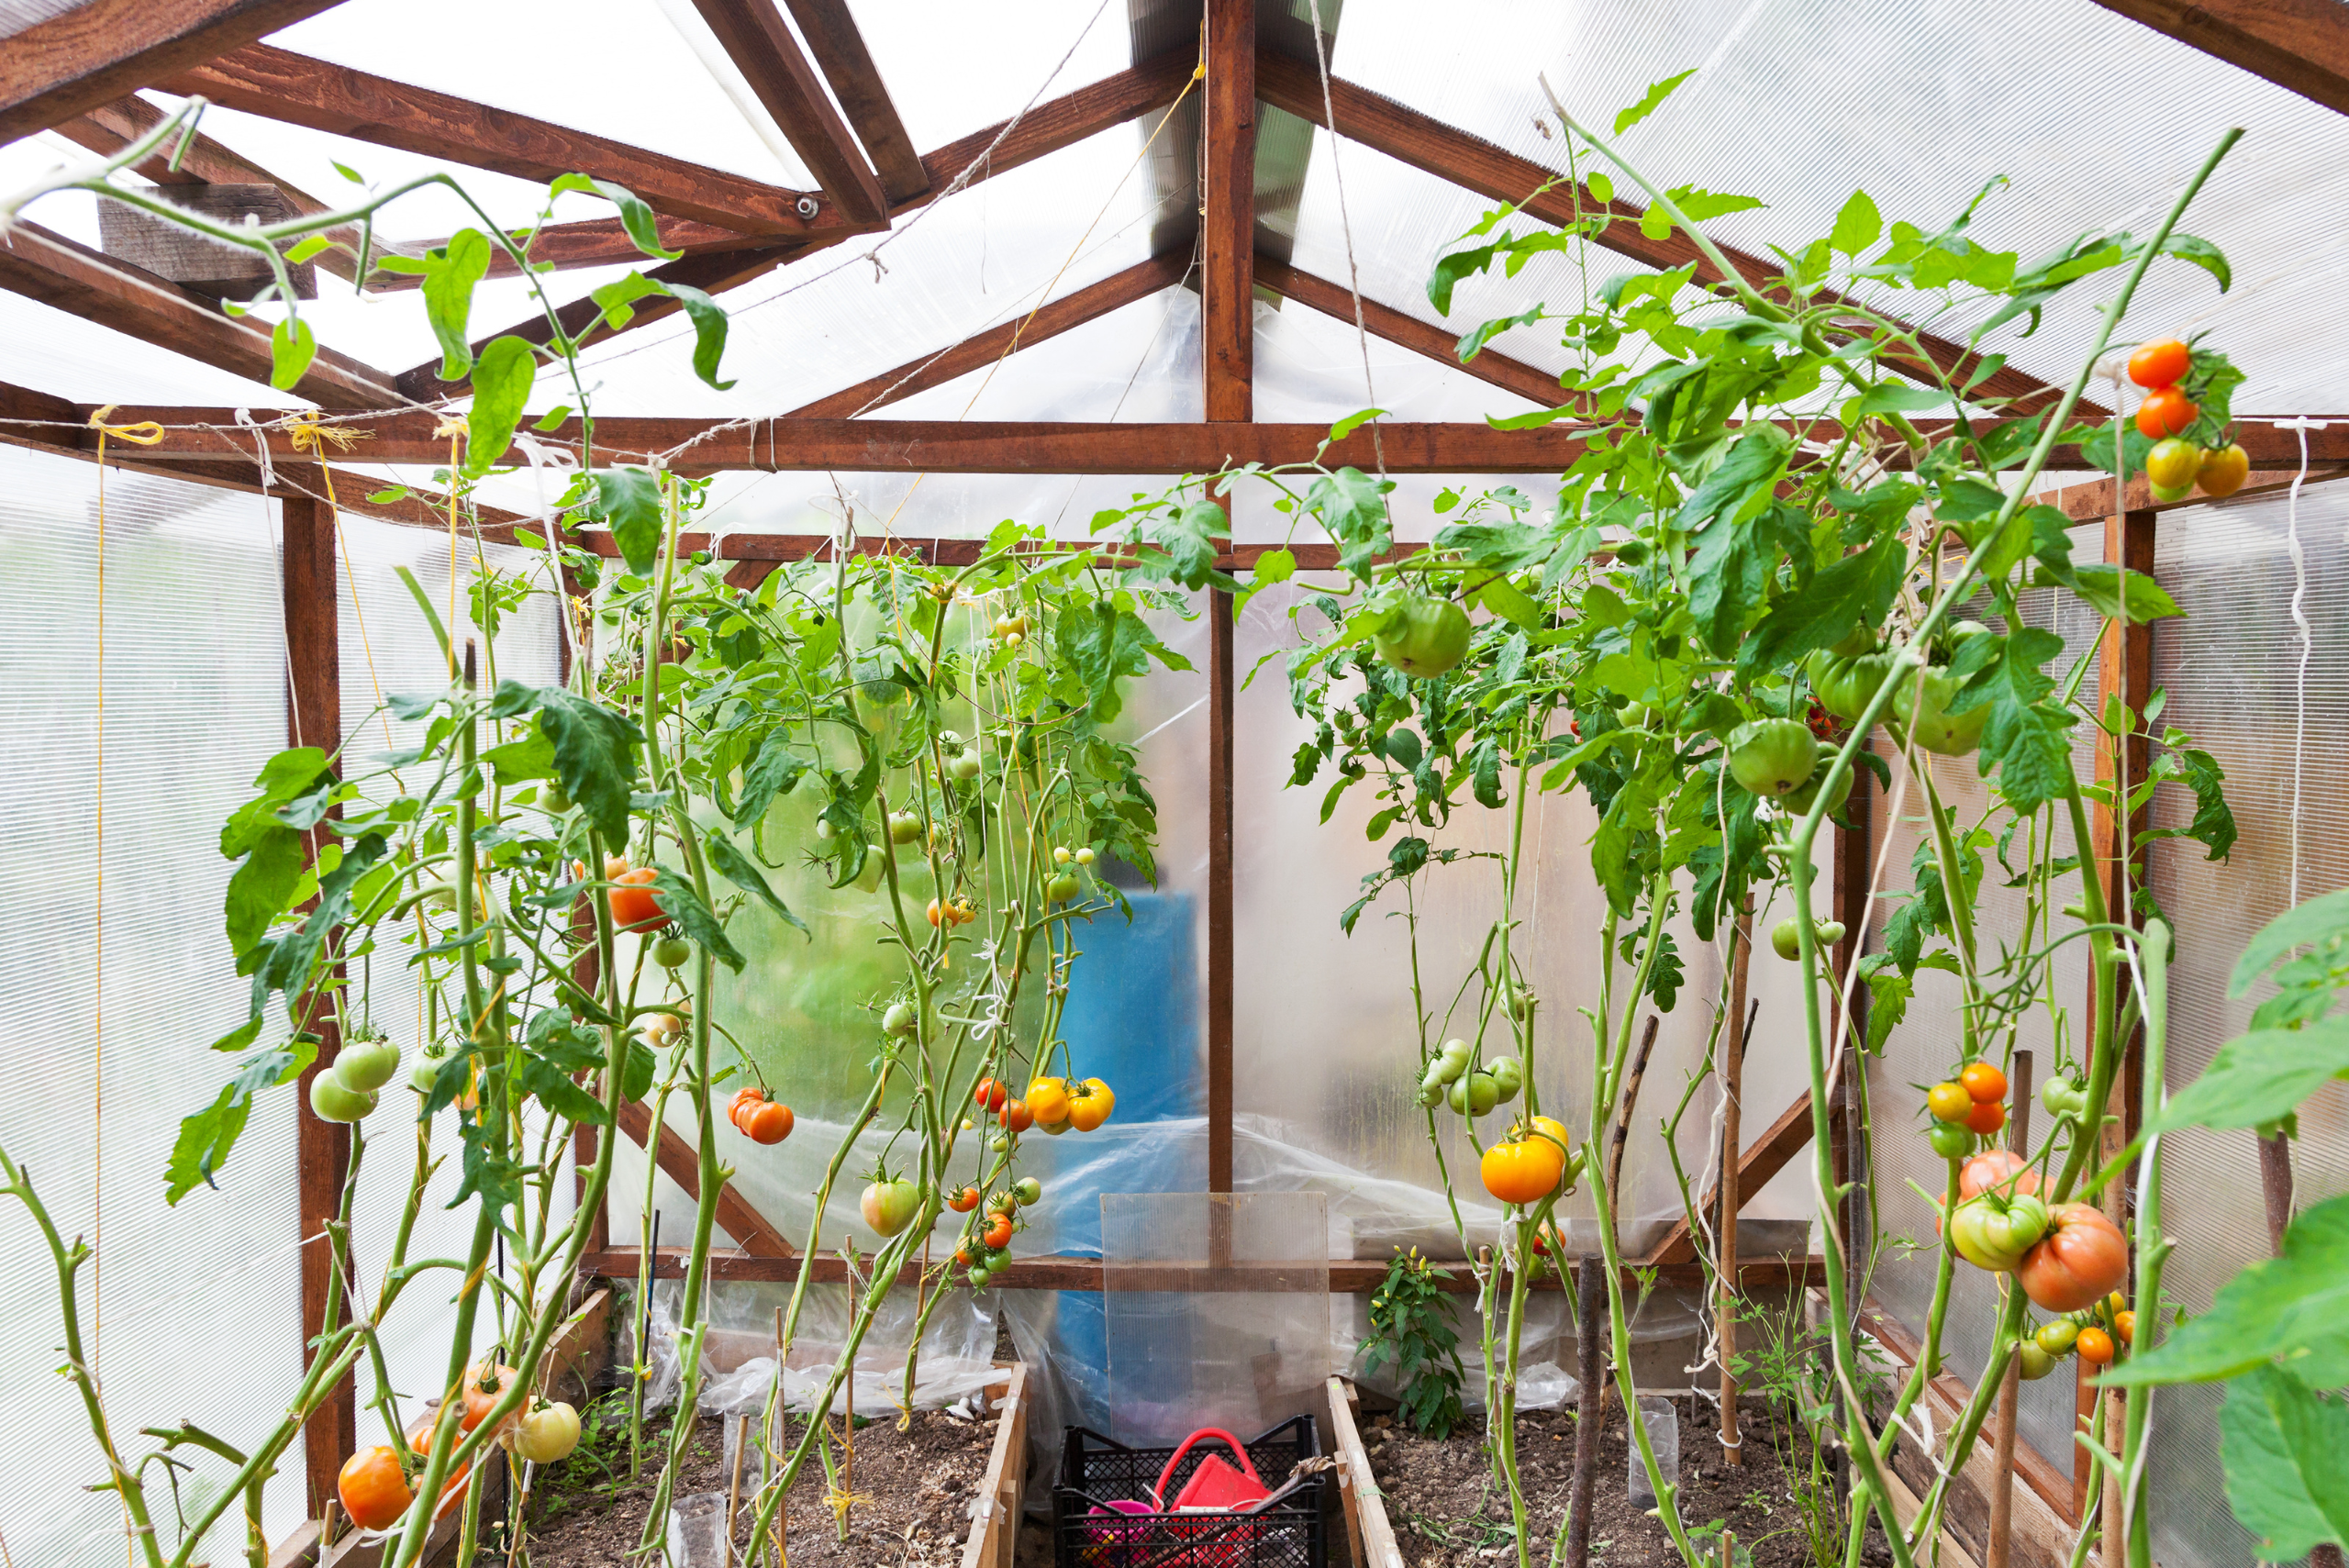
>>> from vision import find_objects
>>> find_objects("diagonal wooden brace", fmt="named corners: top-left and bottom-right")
top-left (611, 1098), bottom-right (796, 1259)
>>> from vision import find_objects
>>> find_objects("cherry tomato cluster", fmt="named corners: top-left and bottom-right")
top-left (971, 1073), bottom-right (1116, 1146)
top-left (2021, 1290), bottom-right (2135, 1380)
top-left (926, 895), bottom-right (979, 929)
top-left (727, 1085), bottom-right (795, 1145)
top-left (1924, 1061), bottom-right (2009, 1155)
top-left (953, 1176), bottom-right (1045, 1287)
top-left (2127, 337), bottom-right (2249, 503)
top-left (1419, 1036), bottom-right (1527, 1118)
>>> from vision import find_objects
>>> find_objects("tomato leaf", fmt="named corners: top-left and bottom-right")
top-left (2219, 1366), bottom-right (2349, 1559)
top-left (536, 687), bottom-right (640, 848)
top-left (1056, 601), bottom-right (1156, 727)
top-left (1830, 190), bottom-right (1882, 258)
top-left (704, 828), bottom-right (807, 936)
top-left (1946, 627), bottom-right (2076, 812)
top-left (462, 334), bottom-right (538, 477)
top-left (662, 281), bottom-right (735, 391)
top-left (1739, 531), bottom-right (1905, 675)
top-left (1456, 307), bottom-right (1543, 362)
top-left (1613, 69), bottom-right (1696, 136)
top-left (647, 869), bottom-right (745, 973)
top-left (2143, 1021), bottom-right (2349, 1139)
top-left (2108, 1194), bottom-right (2349, 1386)
top-left (734, 732), bottom-right (811, 825)
top-left (551, 172), bottom-right (682, 261)
top-left (165, 1042), bottom-right (315, 1204)
top-left (421, 228), bottom-right (491, 382)
top-left (268, 315), bottom-right (317, 391)
top-left (584, 468), bottom-right (665, 576)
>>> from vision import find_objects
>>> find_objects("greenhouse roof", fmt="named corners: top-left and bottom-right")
top-left (5, 0), bottom-right (2349, 541)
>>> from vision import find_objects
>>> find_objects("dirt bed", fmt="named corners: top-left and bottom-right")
top-left (1364, 1395), bottom-right (1893, 1568)
top-left (526, 1405), bottom-right (997, 1567)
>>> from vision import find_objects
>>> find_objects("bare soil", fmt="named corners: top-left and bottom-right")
top-left (1364, 1395), bottom-right (1894, 1568)
top-left (525, 1405), bottom-right (997, 1568)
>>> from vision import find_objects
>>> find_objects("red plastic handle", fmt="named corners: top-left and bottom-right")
top-left (1152, 1428), bottom-right (1262, 1507)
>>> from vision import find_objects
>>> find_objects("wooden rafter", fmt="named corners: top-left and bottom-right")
top-left (1202, 0), bottom-right (1256, 425)
top-left (779, 0), bottom-right (928, 204)
top-left (2092, 0), bottom-right (2349, 117)
top-left (0, 0), bottom-right (350, 141)
top-left (1254, 53), bottom-right (2092, 417)
top-left (163, 44), bottom-right (843, 238)
top-left (685, 0), bottom-right (889, 225)
top-left (0, 224), bottom-right (399, 409)
top-left (787, 250), bottom-right (1191, 417)
top-left (1254, 253), bottom-right (1574, 410)
top-left (398, 50), bottom-right (1197, 398)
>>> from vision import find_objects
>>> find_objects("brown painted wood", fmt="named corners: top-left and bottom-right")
top-left (2092, 0), bottom-right (2349, 117)
top-left (1208, 580), bottom-right (1236, 1195)
top-left (2025, 466), bottom-right (2349, 522)
top-left (104, 409), bottom-right (1609, 473)
top-left (281, 495), bottom-right (355, 1514)
top-left (788, 251), bottom-right (1190, 417)
top-left (780, 0), bottom-right (928, 204)
top-left (1256, 253), bottom-right (1570, 410)
top-left (0, 0), bottom-right (350, 140)
top-left (1253, 53), bottom-right (2087, 417)
top-left (166, 44), bottom-right (836, 237)
top-left (1988, 1051), bottom-right (2035, 1568)
top-left (1203, 0), bottom-right (1255, 424)
top-left (1641, 1088), bottom-right (1819, 1265)
top-left (611, 1098), bottom-right (795, 1257)
top-left (686, 0), bottom-right (888, 224)
top-left (0, 224), bottom-right (399, 409)
top-left (2092, 508), bottom-right (2156, 1145)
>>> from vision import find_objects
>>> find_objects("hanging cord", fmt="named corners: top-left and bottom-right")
top-left (1300, 0), bottom-right (1386, 484)
top-left (437, 417), bottom-right (467, 679)
top-left (2277, 417), bottom-right (2331, 906)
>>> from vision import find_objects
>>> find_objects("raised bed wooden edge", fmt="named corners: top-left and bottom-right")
top-left (962, 1362), bottom-right (1031, 1568)
top-left (1325, 1376), bottom-right (1404, 1568)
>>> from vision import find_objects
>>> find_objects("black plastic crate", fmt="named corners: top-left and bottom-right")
top-left (1052, 1415), bottom-right (1330, 1568)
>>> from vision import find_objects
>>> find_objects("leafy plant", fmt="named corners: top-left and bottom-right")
top-left (1361, 1248), bottom-right (1470, 1439)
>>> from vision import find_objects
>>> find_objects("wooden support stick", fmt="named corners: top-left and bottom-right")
top-left (1565, 1256), bottom-right (1608, 1568)
top-left (1605, 1017), bottom-right (1663, 1201)
top-left (726, 1412), bottom-right (748, 1563)
top-left (1987, 1050), bottom-right (2032, 1568)
top-left (1719, 910), bottom-right (1754, 1468)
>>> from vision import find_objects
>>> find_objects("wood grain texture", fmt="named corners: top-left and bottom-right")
top-left (1202, 0), bottom-right (1255, 423)
top-left (2092, 0), bottom-right (2349, 117)
top-left (959, 1362), bottom-right (1028, 1568)
top-left (686, 0), bottom-right (887, 223)
top-left (611, 1098), bottom-right (795, 1258)
top-left (1256, 253), bottom-right (1569, 410)
top-left (1208, 581), bottom-right (1236, 1194)
top-left (1254, 52), bottom-right (2087, 417)
top-left (2027, 466), bottom-right (2348, 521)
top-left (781, 0), bottom-right (926, 203)
top-left (1327, 1376), bottom-right (1407, 1567)
top-left (167, 43), bottom-right (834, 236)
top-left (0, 0), bottom-right (349, 140)
top-left (788, 250), bottom-right (1190, 417)
top-left (0, 223), bottom-right (398, 407)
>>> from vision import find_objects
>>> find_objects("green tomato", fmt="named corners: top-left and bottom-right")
top-left (1486, 1056), bottom-right (1524, 1102)
top-left (309, 1073), bottom-right (377, 1124)
top-left (1012, 1177), bottom-right (1042, 1207)
top-left (1806, 649), bottom-right (1898, 724)
top-left (1045, 873), bottom-right (1080, 904)
top-left (1437, 1039), bottom-right (1473, 1079)
top-left (1726, 717), bottom-right (1819, 798)
top-left (1415, 1079), bottom-right (1446, 1107)
top-left (1950, 1194), bottom-right (2050, 1272)
top-left (2017, 1340), bottom-right (2056, 1381)
top-left (950, 751), bottom-right (983, 782)
top-left (2041, 1078), bottom-right (2085, 1118)
top-left (410, 1052), bottom-right (451, 1095)
top-left (1771, 917), bottom-right (1804, 962)
top-left (332, 1037), bottom-right (401, 1095)
top-left (542, 781), bottom-right (573, 814)
top-left (2149, 477), bottom-right (2196, 504)
top-left (852, 849), bottom-right (886, 894)
top-left (1448, 1072), bottom-right (1500, 1118)
top-left (967, 1265), bottom-right (990, 1288)
top-left (887, 811), bottom-right (922, 844)
top-left (1781, 757), bottom-right (1853, 817)
top-left (1830, 625), bottom-right (1878, 659)
top-left (1927, 1122), bottom-right (1973, 1159)
top-left (860, 1178), bottom-right (924, 1238)
top-left (2036, 1318), bottom-right (2079, 1356)
top-left (1892, 668), bottom-right (1989, 756)
top-left (1508, 985), bottom-right (1537, 1021)
top-left (652, 935), bottom-right (692, 970)
top-left (2145, 437), bottom-right (2201, 491)
top-left (1372, 595), bottom-right (1474, 679)
top-left (883, 1001), bottom-right (917, 1038)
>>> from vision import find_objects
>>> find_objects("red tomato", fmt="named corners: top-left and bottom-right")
top-left (1960, 1062), bottom-right (2007, 1104)
top-left (948, 1184), bottom-right (980, 1214)
top-left (461, 1362), bottom-right (520, 1436)
top-left (974, 1078), bottom-right (1008, 1114)
top-left (2017, 1204), bottom-right (2129, 1313)
top-left (744, 1101), bottom-right (794, 1144)
top-left (608, 865), bottom-right (662, 930)
top-left (983, 1212), bottom-right (1014, 1250)
top-left (338, 1446), bottom-right (413, 1531)
top-left (997, 1097), bottom-right (1034, 1133)
top-left (1965, 1099), bottom-right (2006, 1135)
top-left (2135, 386), bottom-right (2198, 439)
top-left (2126, 339), bottom-right (2190, 390)
top-left (1958, 1150), bottom-right (2039, 1203)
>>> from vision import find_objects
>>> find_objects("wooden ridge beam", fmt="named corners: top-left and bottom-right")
top-left (780, 0), bottom-right (928, 204)
top-left (1254, 52), bottom-right (2088, 417)
top-left (2091, 0), bottom-right (2349, 118)
top-left (1203, 0), bottom-right (1256, 425)
top-left (2024, 464), bottom-right (2349, 521)
top-left (0, 0), bottom-right (350, 141)
top-left (401, 50), bottom-right (1195, 398)
top-left (164, 43), bottom-right (843, 238)
top-left (1254, 252), bottom-right (1572, 410)
top-left (0, 223), bottom-right (400, 409)
top-left (578, 534), bottom-right (1365, 573)
top-left (611, 1099), bottom-right (795, 1258)
top-left (1639, 1089), bottom-right (1818, 1265)
top-left (685, 0), bottom-right (888, 224)
top-left (787, 250), bottom-right (1190, 417)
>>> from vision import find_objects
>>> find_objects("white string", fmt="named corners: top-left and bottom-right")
top-left (2277, 417), bottom-right (2330, 906)
top-left (1300, 0), bottom-right (1386, 483)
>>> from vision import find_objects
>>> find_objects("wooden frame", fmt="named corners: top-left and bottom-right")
top-left (2090, 0), bottom-right (2349, 117)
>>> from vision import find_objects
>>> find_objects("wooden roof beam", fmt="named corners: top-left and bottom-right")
top-left (1202, 0), bottom-right (1256, 425)
top-left (779, 0), bottom-right (928, 204)
top-left (162, 43), bottom-right (849, 238)
top-left (0, 223), bottom-right (399, 409)
top-left (685, 0), bottom-right (889, 225)
top-left (0, 0), bottom-right (351, 141)
top-left (1253, 52), bottom-right (2089, 417)
top-left (2091, 1), bottom-right (2349, 117)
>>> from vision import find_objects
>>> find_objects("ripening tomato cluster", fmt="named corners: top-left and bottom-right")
top-left (1935, 1149), bottom-right (2130, 1312)
top-left (952, 1175), bottom-right (1044, 1287)
top-left (727, 1084), bottom-right (795, 1145)
top-left (1924, 1061), bottom-right (2010, 1154)
top-left (2127, 337), bottom-right (2249, 503)
top-left (2018, 1291), bottom-right (2136, 1380)
top-left (336, 1363), bottom-right (582, 1530)
top-left (972, 1073), bottom-right (1116, 1141)
top-left (309, 1029), bottom-right (404, 1125)
top-left (1417, 1027), bottom-right (1531, 1118)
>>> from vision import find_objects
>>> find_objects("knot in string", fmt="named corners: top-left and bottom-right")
top-left (86, 405), bottom-right (164, 447)
top-left (286, 412), bottom-right (366, 453)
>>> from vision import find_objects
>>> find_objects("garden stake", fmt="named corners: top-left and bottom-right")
top-left (1605, 1017), bottom-right (1662, 1199)
top-left (1987, 1050), bottom-right (2032, 1568)
top-left (1564, 1253), bottom-right (1607, 1568)
top-left (727, 1412), bottom-right (748, 1564)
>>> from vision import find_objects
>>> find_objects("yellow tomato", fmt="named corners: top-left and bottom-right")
top-left (1066, 1077), bottom-right (1115, 1132)
top-left (1027, 1076), bottom-right (1071, 1125)
top-left (1481, 1136), bottom-right (1565, 1206)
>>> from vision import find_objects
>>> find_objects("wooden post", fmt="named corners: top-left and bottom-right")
top-left (1987, 1050), bottom-right (2032, 1568)
top-left (1718, 910), bottom-right (1753, 1466)
top-left (1564, 1255), bottom-right (1608, 1568)
top-left (282, 494), bottom-right (355, 1515)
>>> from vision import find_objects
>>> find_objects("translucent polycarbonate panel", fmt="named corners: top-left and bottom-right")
top-left (1333, 0), bottom-right (2349, 417)
top-left (1102, 1193), bottom-right (1332, 1443)
top-left (267, 0), bottom-right (810, 188)
top-left (0, 274), bottom-right (289, 413)
top-left (1230, 575), bottom-right (1822, 1273)
top-left (0, 447), bottom-right (306, 1564)
top-left (572, 133), bottom-right (1183, 417)
top-left (0, 0), bottom-right (81, 34)
top-left (1253, 290), bottom-right (1549, 426)
top-left (2142, 484), bottom-right (2349, 1568)
top-left (1862, 539), bottom-right (2105, 1485)
top-left (852, 284), bottom-right (1205, 425)
top-left (334, 516), bottom-right (567, 1412)
top-left (846, 0), bottom-right (1134, 153)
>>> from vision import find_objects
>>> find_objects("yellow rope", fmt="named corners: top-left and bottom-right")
top-left (436, 417), bottom-right (465, 677)
top-left (286, 414), bottom-right (399, 757)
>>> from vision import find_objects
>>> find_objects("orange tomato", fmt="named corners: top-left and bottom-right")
top-left (608, 865), bottom-right (662, 930)
top-left (1958, 1150), bottom-right (2040, 1203)
top-left (927, 898), bottom-right (946, 929)
top-left (2076, 1326), bottom-right (2116, 1365)
top-left (460, 1362), bottom-right (521, 1436)
top-left (744, 1101), bottom-right (794, 1144)
top-left (949, 1184), bottom-right (981, 1214)
top-left (983, 1212), bottom-right (1014, 1250)
top-left (2115, 1310), bottom-right (2135, 1346)
top-left (2136, 386), bottom-right (2198, 439)
top-left (1066, 1077), bottom-right (1115, 1132)
top-left (338, 1445), bottom-right (413, 1530)
top-left (2126, 338), bottom-right (2190, 390)
top-left (1964, 1099), bottom-right (2006, 1136)
top-left (2017, 1204), bottom-right (2130, 1313)
top-left (1026, 1077), bottom-right (1071, 1125)
top-left (2199, 442), bottom-right (2250, 498)
top-left (997, 1097), bottom-right (1033, 1133)
top-left (1960, 1062), bottom-right (2007, 1104)
top-left (728, 1086), bottom-right (765, 1129)
top-left (1480, 1135), bottom-right (1565, 1206)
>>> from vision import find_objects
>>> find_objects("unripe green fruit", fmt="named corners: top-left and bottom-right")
top-left (332, 1038), bottom-right (401, 1094)
top-left (1448, 1072), bottom-right (1500, 1118)
top-left (652, 935), bottom-right (692, 970)
top-left (883, 1001), bottom-right (917, 1038)
top-left (310, 1073), bottom-right (377, 1123)
top-left (1727, 717), bottom-right (1820, 798)
top-left (1372, 595), bottom-right (1474, 679)
top-left (888, 811), bottom-right (922, 844)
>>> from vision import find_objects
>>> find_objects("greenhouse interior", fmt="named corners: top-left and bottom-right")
top-left (5, 1), bottom-right (2349, 1566)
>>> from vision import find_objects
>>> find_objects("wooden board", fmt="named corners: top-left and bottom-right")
top-left (961, 1362), bottom-right (1030, 1568)
top-left (1326, 1376), bottom-right (1405, 1568)
top-left (0, 0), bottom-right (350, 141)
top-left (2091, 0), bottom-right (2349, 117)
top-left (611, 1098), bottom-right (796, 1258)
